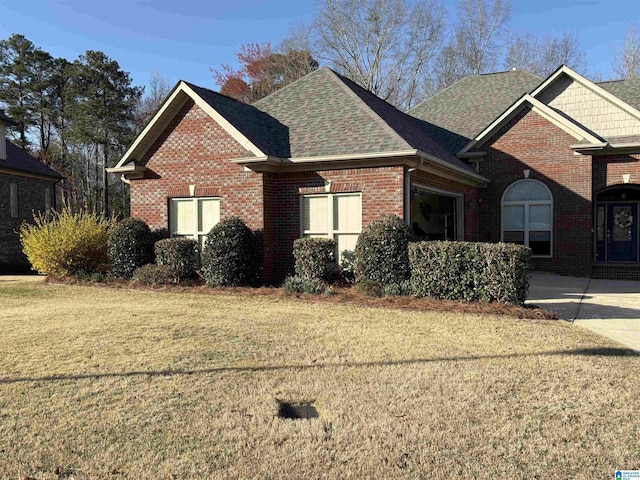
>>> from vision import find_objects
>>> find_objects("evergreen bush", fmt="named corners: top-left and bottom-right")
top-left (354, 214), bottom-right (411, 286)
top-left (201, 217), bottom-right (260, 287)
top-left (293, 237), bottom-right (336, 281)
top-left (154, 238), bottom-right (198, 281)
top-left (409, 241), bottom-right (531, 304)
top-left (107, 217), bottom-right (154, 279)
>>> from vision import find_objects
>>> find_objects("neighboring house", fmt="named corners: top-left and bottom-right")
top-left (110, 65), bottom-right (640, 282)
top-left (0, 110), bottom-right (63, 273)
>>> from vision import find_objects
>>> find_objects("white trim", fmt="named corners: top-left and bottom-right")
top-left (531, 65), bottom-right (640, 122)
top-left (416, 150), bottom-right (489, 184)
top-left (458, 94), bottom-right (603, 156)
top-left (114, 81), bottom-right (264, 170)
top-left (500, 179), bottom-right (553, 258)
top-left (181, 82), bottom-right (264, 157)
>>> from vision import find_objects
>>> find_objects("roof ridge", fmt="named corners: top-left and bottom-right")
top-left (328, 70), bottom-right (413, 151)
top-left (182, 80), bottom-right (248, 104)
top-left (253, 67), bottom-right (328, 107)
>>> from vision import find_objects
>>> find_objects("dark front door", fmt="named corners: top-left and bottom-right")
top-left (602, 203), bottom-right (638, 262)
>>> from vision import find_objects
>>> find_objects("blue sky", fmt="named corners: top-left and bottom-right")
top-left (0, 0), bottom-right (638, 92)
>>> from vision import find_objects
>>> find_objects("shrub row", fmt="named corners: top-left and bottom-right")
top-left (409, 241), bottom-right (531, 304)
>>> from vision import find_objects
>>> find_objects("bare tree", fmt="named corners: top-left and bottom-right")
top-left (612, 23), bottom-right (640, 79)
top-left (312, 0), bottom-right (446, 109)
top-left (137, 71), bottom-right (172, 129)
top-left (432, 0), bottom-right (511, 91)
top-left (505, 31), bottom-right (586, 77)
top-left (453, 0), bottom-right (512, 74)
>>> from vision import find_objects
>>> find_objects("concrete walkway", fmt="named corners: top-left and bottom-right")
top-left (528, 272), bottom-right (640, 353)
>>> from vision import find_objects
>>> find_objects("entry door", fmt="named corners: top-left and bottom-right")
top-left (606, 203), bottom-right (638, 262)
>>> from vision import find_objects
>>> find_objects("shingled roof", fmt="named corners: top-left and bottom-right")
top-left (250, 67), bottom-right (472, 170)
top-left (407, 69), bottom-right (542, 153)
top-left (597, 77), bottom-right (640, 111)
top-left (2, 140), bottom-right (64, 179)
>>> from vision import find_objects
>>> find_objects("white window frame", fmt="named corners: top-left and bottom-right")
top-left (169, 196), bottom-right (220, 249)
top-left (10, 183), bottom-right (18, 218)
top-left (501, 179), bottom-right (553, 258)
top-left (300, 192), bottom-right (362, 261)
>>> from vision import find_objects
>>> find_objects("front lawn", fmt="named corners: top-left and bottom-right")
top-left (0, 279), bottom-right (638, 479)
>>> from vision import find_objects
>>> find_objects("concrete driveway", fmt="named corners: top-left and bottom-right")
top-left (527, 272), bottom-right (640, 353)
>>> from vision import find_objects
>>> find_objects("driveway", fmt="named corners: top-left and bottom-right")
top-left (527, 272), bottom-right (640, 353)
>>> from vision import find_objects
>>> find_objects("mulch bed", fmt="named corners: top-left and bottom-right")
top-left (46, 276), bottom-right (558, 320)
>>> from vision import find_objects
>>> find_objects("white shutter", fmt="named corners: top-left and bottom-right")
top-left (171, 199), bottom-right (194, 236)
top-left (303, 195), bottom-right (328, 234)
top-left (334, 194), bottom-right (361, 232)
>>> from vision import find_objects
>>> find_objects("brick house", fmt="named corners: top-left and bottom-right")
top-left (0, 110), bottom-right (63, 272)
top-left (110, 65), bottom-right (640, 282)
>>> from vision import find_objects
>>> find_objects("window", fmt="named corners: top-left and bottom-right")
top-left (502, 179), bottom-right (552, 256)
top-left (10, 183), bottom-right (18, 218)
top-left (170, 197), bottom-right (220, 251)
top-left (302, 193), bottom-right (362, 262)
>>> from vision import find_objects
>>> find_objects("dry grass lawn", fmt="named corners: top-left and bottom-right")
top-left (0, 278), bottom-right (638, 479)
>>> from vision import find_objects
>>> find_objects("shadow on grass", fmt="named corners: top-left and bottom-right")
top-left (0, 348), bottom-right (636, 385)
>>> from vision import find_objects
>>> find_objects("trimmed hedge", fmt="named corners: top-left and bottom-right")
top-left (354, 214), bottom-right (411, 286)
top-left (155, 238), bottom-right (198, 281)
top-left (293, 237), bottom-right (336, 281)
top-left (108, 218), bottom-right (154, 279)
top-left (409, 241), bottom-right (531, 305)
top-left (132, 264), bottom-right (179, 286)
top-left (201, 217), bottom-right (260, 287)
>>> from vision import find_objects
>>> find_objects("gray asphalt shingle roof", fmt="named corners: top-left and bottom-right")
top-left (407, 70), bottom-right (543, 153)
top-left (2, 140), bottom-right (64, 179)
top-left (597, 77), bottom-right (640, 111)
top-left (189, 67), bottom-right (474, 172)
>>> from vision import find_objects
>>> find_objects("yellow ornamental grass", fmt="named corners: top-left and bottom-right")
top-left (19, 207), bottom-right (114, 277)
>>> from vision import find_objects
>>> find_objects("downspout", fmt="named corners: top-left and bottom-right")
top-left (404, 156), bottom-right (424, 226)
top-left (120, 174), bottom-right (131, 185)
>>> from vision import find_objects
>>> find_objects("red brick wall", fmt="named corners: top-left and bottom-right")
top-left (593, 153), bottom-right (640, 192)
top-left (271, 166), bottom-right (405, 281)
top-left (478, 106), bottom-right (593, 276)
top-left (409, 170), bottom-right (480, 242)
top-left (129, 99), bottom-right (277, 278)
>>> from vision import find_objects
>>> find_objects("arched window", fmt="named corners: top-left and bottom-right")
top-left (502, 179), bottom-right (553, 256)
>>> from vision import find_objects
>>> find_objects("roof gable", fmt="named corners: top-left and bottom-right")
top-left (114, 81), bottom-right (268, 169)
top-left (408, 69), bottom-right (542, 150)
top-left (459, 94), bottom-right (604, 156)
top-left (532, 65), bottom-right (640, 139)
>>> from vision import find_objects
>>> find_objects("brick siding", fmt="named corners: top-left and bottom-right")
top-left (0, 173), bottom-right (55, 272)
top-left (478, 106), bottom-right (593, 276)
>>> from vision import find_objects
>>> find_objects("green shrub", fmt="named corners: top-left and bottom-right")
top-left (409, 241), bottom-right (531, 304)
top-left (293, 237), bottom-right (336, 281)
top-left (382, 280), bottom-right (413, 296)
top-left (131, 264), bottom-right (180, 286)
top-left (107, 218), bottom-right (154, 279)
top-left (356, 279), bottom-right (383, 297)
top-left (19, 207), bottom-right (113, 277)
top-left (282, 275), bottom-right (332, 295)
top-left (354, 215), bottom-right (411, 286)
top-left (201, 217), bottom-right (260, 287)
top-left (155, 238), bottom-right (198, 281)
